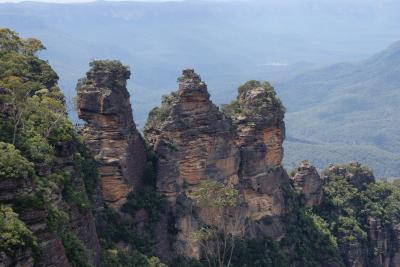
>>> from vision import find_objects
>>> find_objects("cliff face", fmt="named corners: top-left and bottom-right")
top-left (77, 61), bottom-right (147, 209)
top-left (145, 69), bottom-right (240, 200)
top-left (292, 161), bottom-right (324, 207)
top-left (145, 69), bottom-right (240, 258)
top-left (145, 71), bottom-right (289, 258)
top-left (224, 81), bottom-right (289, 238)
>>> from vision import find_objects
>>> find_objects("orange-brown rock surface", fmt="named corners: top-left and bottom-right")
top-left (145, 72), bottom-right (290, 258)
top-left (145, 69), bottom-right (240, 258)
top-left (77, 61), bottom-right (147, 209)
top-left (224, 80), bottom-right (290, 238)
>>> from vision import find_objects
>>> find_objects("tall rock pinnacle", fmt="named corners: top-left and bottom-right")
top-left (223, 80), bottom-right (289, 238)
top-left (145, 69), bottom-right (240, 258)
top-left (77, 60), bottom-right (146, 209)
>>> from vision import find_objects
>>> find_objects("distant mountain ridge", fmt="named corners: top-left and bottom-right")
top-left (0, 0), bottom-right (399, 177)
top-left (281, 40), bottom-right (400, 178)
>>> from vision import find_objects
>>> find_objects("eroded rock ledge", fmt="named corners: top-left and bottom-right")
top-left (77, 60), bottom-right (147, 209)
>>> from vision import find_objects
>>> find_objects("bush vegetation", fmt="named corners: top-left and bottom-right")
top-left (0, 206), bottom-right (37, 256)
top-left (222, 80), bottom-right (285, 119)
top-left (0, 28), bottom-right (97, 265)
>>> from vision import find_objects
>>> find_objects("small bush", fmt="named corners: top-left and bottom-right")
top-left (61, 232), bottom-right (91, 267)
top-left (0, 205), bottom-right (37, 255)
top-left (0, 142), bottom-right (34, 180)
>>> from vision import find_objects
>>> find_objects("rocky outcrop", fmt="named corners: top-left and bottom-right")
top-left (145, 72), bottom-right (290, 258)
top-left (145, 69), bottom-right (240, 200)
top-left (292, 161), bottom-right (324, 207)
top-left (224, 80), bottom-right (289, 238)
top-left (77, 60), bottom-right (147, 209)
top-left (145, 69), bottom-right (240, 258)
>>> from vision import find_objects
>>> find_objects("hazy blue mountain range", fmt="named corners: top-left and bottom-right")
top-left (282, 40), bottom-right (400, 178)
top-left (0, 0), bottom-right (399, 177)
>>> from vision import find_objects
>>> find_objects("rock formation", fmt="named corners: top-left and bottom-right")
top-left (292, 160), bottom-right (324, 207)
top-left (145, 69), bottom-right (240, 258)
top-left (145, 71), bottom-right (290, 258)
top-left (224, 80), bottom-right (289, 238)
top-left (77, 60), bottom-right (147, 209)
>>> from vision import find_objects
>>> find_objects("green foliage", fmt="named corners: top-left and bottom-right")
top-left (86, 60), bottom-right (130, 89)
top-left (221, 100), bottom-right (242, 117)
top-left (47, 206), bottom-right (69, 234)
top-left (281, 207), bottom-right (343, 267)
top-left (99, 185), bottom-right (165, 264)
top-left (170, 257), bottom-right (204, 267)
top-left (0, 142), bottom-right (34, 180)
top-left (312, 164), bottom-right (400, 263)
top-left (222, 80), bottom-right (285, 119)
top-left (360, 181), bottom-right (400, 224)
top-left (63, 182), bottom-right (91, 213)
top-left (13, 193), bottom-right (45, 212)
top-left (143, 150), bottom-right (157, 187)
top-left (0, 205), bottom-right (37, 255)
top-left (237, 80), bottom-right (273, 96)
top-left (0, 28), bottom-right (101, 267)
top-left (61, 232), bottom-right (91, 267)
top-left (281, 184), bottom-right (343, 266)
top-left (188, 180), bottom-right (239, 208)
top-left (74, 142), bottom-right (99, 195)
top-left (121, 187), bottom-right (162, 224)
top-left (89, 60), bottom-right (130, 77)
top-left (0, 28), bottom-right (45, 55)
top-left (99, 206), bottom-right (155, 255)
top-left (145, 92), bottom-right (177, 129)
top-left (101, 249), bottom-right (167, 267)
top-left (231, 237), bottom-right (289, 267)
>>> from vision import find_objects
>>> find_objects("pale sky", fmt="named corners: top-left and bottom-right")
top-left (0, 0), bottom-right (185, 3)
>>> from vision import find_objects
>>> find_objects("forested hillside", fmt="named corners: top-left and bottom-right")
top-left (282, 41), bottom-right (400, 178)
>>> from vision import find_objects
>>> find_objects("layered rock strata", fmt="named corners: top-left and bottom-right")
top-left (145, 71), bottom-right (290, 258)
top-left (224, 81), bottom-right (289, 238)
top-left (145, 69), bottom-right (240, 258)
top-left (77, 61), bottom-right (147, 209)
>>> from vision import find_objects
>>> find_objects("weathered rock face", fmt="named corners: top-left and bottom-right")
top-left (368, 218), bottom-right (400, 267)
top-left (292, 161), bottom-right (324, 207)
top-left (77, 61), bottom-right (147, 209)
top-left (145, 72), bottom-right (290, 258)
top-left (145, 69), bottom-right (240, 200)
top-left (224, 80), bottom-right (289, 238)
top-left (145, 69), bottom-right (240, 258)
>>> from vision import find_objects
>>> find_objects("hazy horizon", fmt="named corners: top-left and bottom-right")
top-left (1, 0), bottom-right (399, 177)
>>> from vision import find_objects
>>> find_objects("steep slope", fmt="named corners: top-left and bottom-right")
top-left (280, 41), bottom-right (400, 177)
top-left (0, 28), bottom-right (100, 267)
